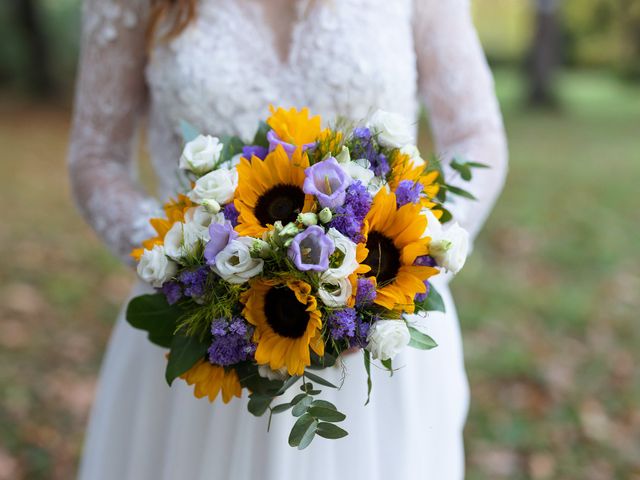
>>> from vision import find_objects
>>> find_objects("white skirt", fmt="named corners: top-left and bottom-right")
top-left (77, 276), bottom-right (469, 480)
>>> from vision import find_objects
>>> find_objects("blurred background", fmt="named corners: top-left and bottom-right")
top-left (1, 0), bottom-right (639, 478)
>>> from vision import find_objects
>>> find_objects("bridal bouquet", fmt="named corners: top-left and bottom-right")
top-left (128, 106), bottom-right (482, 449)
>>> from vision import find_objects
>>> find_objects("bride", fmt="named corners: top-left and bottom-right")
top-left (68, 0), bottom-right (507, 478)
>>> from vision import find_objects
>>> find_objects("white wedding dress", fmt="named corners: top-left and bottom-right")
top-left (68, 0), bottom-right (507, 478)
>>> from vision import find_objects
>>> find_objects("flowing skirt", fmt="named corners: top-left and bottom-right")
top-left (77, 276), bottom-right (469, 480)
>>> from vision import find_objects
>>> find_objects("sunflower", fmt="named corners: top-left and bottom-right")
top-left (180, 359), bottom-right (242, 403)
top-left (130, 194), bottom-right (194, 261)
top-left (240, 279), bottom-right (324, 376)
top-left (267, 106), bottom-right (322, 146)
top-left (361, 189), bottom-right (438, 313)
top-left (388, 151), bottom-right (440, 209)
top-left (234, 145), bottom-right (315, 237)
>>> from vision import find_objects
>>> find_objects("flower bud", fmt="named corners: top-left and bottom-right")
top-left (280, 222), bottom-right (300, 237)
top-left (318, 207), bottom-right (333, 223)
top-left (201, 198), bottom-right (221, 214)
top-left (335, 145), bottom-right (351, 164)
top-left (297, 212), bottom-right (318, 226)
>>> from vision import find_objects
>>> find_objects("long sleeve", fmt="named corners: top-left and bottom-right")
top-left (413, 0), bottom-right (508, 242)
top-left (68, 0), bottom-right (162, 263)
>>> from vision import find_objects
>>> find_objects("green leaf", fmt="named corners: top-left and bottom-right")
top-left (271, 403), bottom-right (292, 414)
top-left (416, 284), bottom-right (446, 313)
top-left (275, 375), bottom-right (301, 396)
top-left (450, 158), bottom-right (472, 181)
top-left (316, 422), bottom-right (348, 440)
top-left (445, 184), bottom-right (476, 200)
top-left (308, 406), bottom-right (346, 423)
top-left (247, 394), bottom-right (272, 416)
top-left (288, 413), bottom-right (316, 448)
top-left (308, 351), bottom-right (337, 369)
top-left (164, 334), bottom-right (209, 385)
top-left (236, 362), bottom-right (285, 395)
top-left (408, 326), bottom-right (438, 350)
top-left (434, 207), bottom-right (452, 224)
top-left (252, 121), bottom-right (271, 148)
top-left (126, 294), bottom-right (182, 348)
top-left (381, 358), bottom-right (393, 375)
top-left (179, 120), bottom-right (201, 143)
top-left (466, 161), bottom-right (490, 169)
top-left (292, 395), bottom-right (313, 417)
top-left (219, 135), bottom-right (245, 163)
top-left (363, 350), bottom-right (372, 406)
top-left (303, 371), bottom-right (338, 389)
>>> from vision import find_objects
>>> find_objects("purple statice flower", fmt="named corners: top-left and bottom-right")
top-left (303, 157), bottom-right (352, 209)
top-left (288, 225), bottom-right (335, 271)
top-left (161, 281), bottom-right (182, 305)
top-left (179, 266), bottom-right (209, 298)
top-left (414, 255), bottom-right (437, 267)
top-left (242, 145), bottom-right (268, 160)
top-left (354, 316), bottom-right (371, 348)
top-left (222, 203), bottom-right (239, 227)
top-left (350, 127), bottom-right (389, 177)
top-left (266, 130), bottom-right (316, 155)
top-left (395, 180), bottom-right (422, 207)
top-left (328, 308), bottom-right (357, 340)
top-left (208, 317), bottom-right (256, 366)
top-left (328, 181), bottom-right (372, 243)
top-left (414, 281), bottom-right (431, 303)
top-left (370, 152), bottom-right (390, 177)
top-left (355, 278), bottom-right (377, 307)
top-left (204, 221), bottom-right (238, 265)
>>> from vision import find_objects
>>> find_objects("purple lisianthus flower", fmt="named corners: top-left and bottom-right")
top-left (328, 181), bottom-right (372, 242)
top-left (222, 203), bottom-right (239, 227)
top-left (179, 266), bottom-right (209, 298)
top-left (414, 281), bottom-right (431, 303)
top-left (208, 316), bottom-right (256, 366)
top-left (204, 221), bottom-right (238, 265)
top-left (266, 130), bottom-right (316, 155)
top-left (396, 180), bottom-right (423, 207)
top-left (303, 157), bottom-right (352, 209)
top-left (242, 145), bottom-right (268, 160)
top-left (355, 278), bottom-right (377, 307)
top-left (328, 308), bottom-right (357, 340)
top-left (161, 281), bottom-right (182, 305)
top-left (288, 225), bottom-right (335, 272)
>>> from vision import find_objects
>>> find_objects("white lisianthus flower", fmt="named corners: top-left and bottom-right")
top-left (163, 221), bottom-right (205, 260)
top-left (179, 135), bottom-right (223, 175)
top-left (424, 210), bottom-right (469, 274)
top-left (188, 168), bottom-right (238, 205)
top-left (136, 245), bottom-right (177, 288)
top-left (335, 145), bottom-right (351, 164)
top-left (163, 222), bottom-right (185, 260)
top-left (368, 109), bottom-right (415, 148)
top-left (339, 159), bottom-right (375, 185)
top-left (400, 144), bottom-right (425, 168)
top-left (318, 275), bottom-right (353, 307)
top-left (366, 319), bottom-right (411, 361)
top-left (367, 176), bottom-right (387, 196)
top-left (258, 365), bottom-right (289, 381)
top-left (212, 237), bottom-right (264, 284)
top-left (325, 228), bottom-right (359, 280)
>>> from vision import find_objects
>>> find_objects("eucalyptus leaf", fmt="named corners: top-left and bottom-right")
top-left (297, 419), bottom-right (318, 450)
top-left (164, 333), bottom-right (210, 386)
top-left (247, 394), bottom-right (273, 416)
top-left (309, 351), bottom-right (337, 369)
top-left (408, 326), bottom-right (438, 350)
top-left (307, 406), bottom-right (346, 423)
top-left (288, 413), bottom-right (315, 448)
top-left (275, 375), bottom-right (301, 396)
top-left (271, 403), bottom-right (292, 414)
top-left (126, 294), bottom-right (182, 348)
top-left (290, 393), bottom-right (307, 405)
top-left (316, 422), bottom-right (348, 440)
top-left (303, 371), bottom-right (338, 389)
top-left (292, 396), bottom-right (313, 417)
top-left (311, 400), bottom-right (337, 410)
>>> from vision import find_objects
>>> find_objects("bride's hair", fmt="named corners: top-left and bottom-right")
top-left (147, 0), bottom-right (197, 45)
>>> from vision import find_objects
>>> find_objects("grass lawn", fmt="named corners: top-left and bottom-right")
top-left (0, 68), bottom-right (639, 479)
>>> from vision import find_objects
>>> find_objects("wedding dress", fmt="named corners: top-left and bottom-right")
top-left (68, 0), bottom-right (507, 478)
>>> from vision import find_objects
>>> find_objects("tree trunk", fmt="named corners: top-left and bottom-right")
top-left (526, 0), bottom-right (561, 106)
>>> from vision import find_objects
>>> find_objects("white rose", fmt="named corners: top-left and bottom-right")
top-left (188, 168), bottom-right (238, 204)
top-left (400, 144), bottom-right (425, 168)
top-left (318, 275), bottom-right (353, 307)
top-left (212, 237), bottom-right (264, 284)
top-left (163, 221), bottom-right (205, 260)
top-left (429, 222), bottom-right (469, 274)
top-left (368, 110), bottom-right (415, 148)
top-left (258, 365), bottom-right (289, 381)
top-left (136, 245), bottom-right (177, 288)
top-left (325, 228), bottom-right (359, 280)
top-left (340, 159), bottom-right (375, 185)
top-left (179, 135), bottom-right (223, 175)
top-left (366, 319), bottom-right (411, 361)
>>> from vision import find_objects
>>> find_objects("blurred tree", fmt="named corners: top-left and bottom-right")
top-left (526, 0), bottom-right (562, 106)
top-left (11, 0), bottom-right (53, 96)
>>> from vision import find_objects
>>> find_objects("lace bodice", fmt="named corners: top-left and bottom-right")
top-left (68, 0), bottom-right (508, 263)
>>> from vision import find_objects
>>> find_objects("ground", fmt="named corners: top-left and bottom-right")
top-left (0, 69), bottom-right (638, 479)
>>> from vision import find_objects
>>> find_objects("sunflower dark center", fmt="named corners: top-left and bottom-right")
top-left (254, 184), bottom-right (305, 226)
top-left (264, 287), bottom-right (310, 338)
top-left (363, 231), bottom-right (401, 285)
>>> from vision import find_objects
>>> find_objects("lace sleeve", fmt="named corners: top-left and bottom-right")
top-left (68, 0), bottom-right (162, 263)
top-left (413, 0), bottom-right (508, 242)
